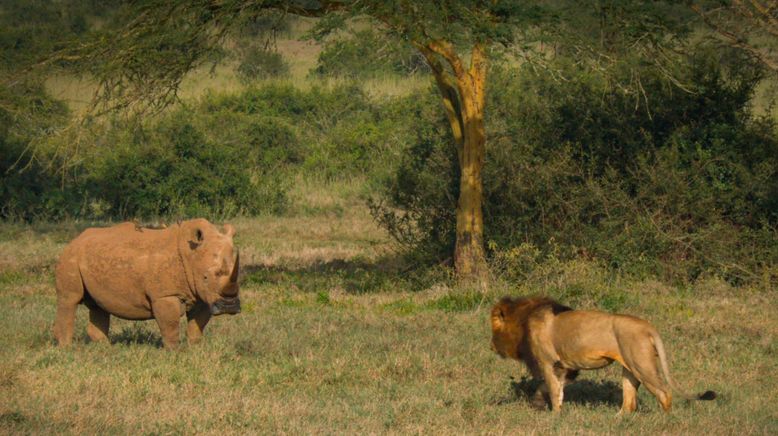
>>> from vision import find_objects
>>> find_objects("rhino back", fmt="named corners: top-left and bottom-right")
top-left (71, 223), bottom-right (191, 320)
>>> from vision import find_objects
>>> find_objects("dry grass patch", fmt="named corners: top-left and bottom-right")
top-left (0, 209), bottom-right (776, 434)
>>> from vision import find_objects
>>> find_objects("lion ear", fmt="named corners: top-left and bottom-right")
top-left (492, 306), bottom-right (506, 328)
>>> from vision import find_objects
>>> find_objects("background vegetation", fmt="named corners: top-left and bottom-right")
top-left (0, 1), bottom-right (776, 433)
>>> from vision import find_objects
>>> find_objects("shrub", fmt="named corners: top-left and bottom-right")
top-left (87, 110), bottom-right (290, 218)
top-left (0, 84), bottom-right (80, 221)
top-left (201, 83), bottom-right (409, 179)
top-left (312, 29), bottom-right (427, 79)
top-left (373, 50), bottom-right (778, 284)
top-left (235, 47), bottom-right (290, 83)
top-left (2, 81), bottom-right (414, 221)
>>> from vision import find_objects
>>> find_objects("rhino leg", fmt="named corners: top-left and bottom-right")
top-left (53, 260), bottom-right (84, 346)
top-left (87, 304), bottom-right (110, 343)
top-left (53, 301), bottom-right (79, 346)
top-left (186, 301), bottom-right (212, 344)
top-left (152, 296), bottom-right (183, 349)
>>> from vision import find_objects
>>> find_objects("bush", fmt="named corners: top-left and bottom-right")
top-left (0, 83), bottom-right (80, 221)
top-left (373, 50), bottom-right (778, 284)
top-left (2, 81), bottom-right (417, 221)
top-left (313, 30), bottom-right (427, 79)
top-left (235, 47), bottom-right (290, 83)
top-left (86, 110), bottom-right (291, 218)
top-left (201, 83), bottom-right (409, 179)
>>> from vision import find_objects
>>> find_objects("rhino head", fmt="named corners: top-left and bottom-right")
top-left (178, 219), bottom-right (241, 316)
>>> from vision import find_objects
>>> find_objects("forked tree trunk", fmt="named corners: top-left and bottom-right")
top-left (416, 41), bottom-right (489, 286)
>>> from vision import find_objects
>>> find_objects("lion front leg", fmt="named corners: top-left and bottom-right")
top-left (530, 383), bottom-right (550, 410)
top-left (541, 364), bottom-right (565, 412)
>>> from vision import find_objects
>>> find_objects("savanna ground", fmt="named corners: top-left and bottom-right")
top-left (0, 181), bottom-right (776, 435)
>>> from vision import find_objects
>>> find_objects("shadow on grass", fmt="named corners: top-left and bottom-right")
top-left (493, 376), bottom-right (621, 409)
top-left (242, 255), bottom-right (440, 294)
top-left (110, 325), bottom-right (163, 348)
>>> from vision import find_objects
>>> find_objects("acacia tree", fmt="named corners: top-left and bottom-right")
top-left (37, 0), bottom-right (543, 284)
top-left (346, 2), bottom-right (538, 284)
top-left (23, 0), bottom-right (691, 284)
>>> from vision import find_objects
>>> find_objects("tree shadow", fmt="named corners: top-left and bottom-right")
top-left (493, 376), bottom-right (622, 409)
top-left (241, 254), bottom-right (433, 294)
top-left (110, 325), bottom-right (163, 348)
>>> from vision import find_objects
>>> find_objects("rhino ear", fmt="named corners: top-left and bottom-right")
top-left (223, 224), bottom-right (236, 238)
top-left (188, 228), bottom-right (204, 250)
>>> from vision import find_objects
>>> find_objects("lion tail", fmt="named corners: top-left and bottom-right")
top-left (651, 331), bottom-right (716, 401)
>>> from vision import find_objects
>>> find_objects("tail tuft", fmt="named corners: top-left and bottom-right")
top-left (698, 390), bottom-right (716, 401)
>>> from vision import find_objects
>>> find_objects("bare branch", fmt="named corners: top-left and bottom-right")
top-left (691, 2), bottom-right (778, 73)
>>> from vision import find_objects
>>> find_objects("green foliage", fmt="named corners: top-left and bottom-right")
top-left (2, 82), bottom-right (421, 221)
top-left (368, 90), bottom-right (459, 261)
top-left (0, 83), bottom-right (77, 221)
top-left (1, 88), bottom-right (296, 220)
top-left (313, 29), bottom-right (427, 79)
top-left (374, 50), bottom-right (778, 284)
top-left (87, 111), bottom-right (290, 218)
top-left (306, 1), bottom-right (554, 47)
top-left (0, 0), bottom-right (116, 67)
top-left (236, 47), bottom-right (289, 83)
top-left (201, 83), bottom-right (408, 179)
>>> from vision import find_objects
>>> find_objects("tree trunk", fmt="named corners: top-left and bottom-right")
top-left (454, 125), bottom-right (488, 283)
top-left (416, 41), bottom-right (489, 286)
top-left (453, 44), bottom-right (488, 286)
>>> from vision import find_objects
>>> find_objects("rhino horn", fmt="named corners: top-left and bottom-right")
top-left (229, 251), bottom-right (240, 283)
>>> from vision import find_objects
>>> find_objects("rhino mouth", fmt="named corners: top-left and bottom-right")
top-left (211, 296), bottom-right (241, 315)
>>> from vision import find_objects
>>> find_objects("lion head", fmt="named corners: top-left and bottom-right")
top-left (490, 296), bottom-right (572, 360)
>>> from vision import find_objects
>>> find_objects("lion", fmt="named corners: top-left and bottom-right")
top-left (490, 296), bottom-right (716, 413)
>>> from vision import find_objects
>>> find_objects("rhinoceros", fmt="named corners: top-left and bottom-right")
top-left (53, 218), bottom-right (240, 349)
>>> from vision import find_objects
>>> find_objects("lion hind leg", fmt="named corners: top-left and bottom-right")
top-left (619, 338), bottom-right (672, 411)
top-left (628, 359), bottom-right (672, 412)
top-left (644, 381), bottom-right (672, 411)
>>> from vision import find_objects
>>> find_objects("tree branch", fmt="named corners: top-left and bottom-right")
top-left (426, 40), bottom-right (466, 80)
top-left (414, 41), bottom-right (465, 159)
top-left (691, 2), bottom-right (778, 72)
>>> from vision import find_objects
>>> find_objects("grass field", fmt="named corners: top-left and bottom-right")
top-left (0, 181), bottom-right (776, 435)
